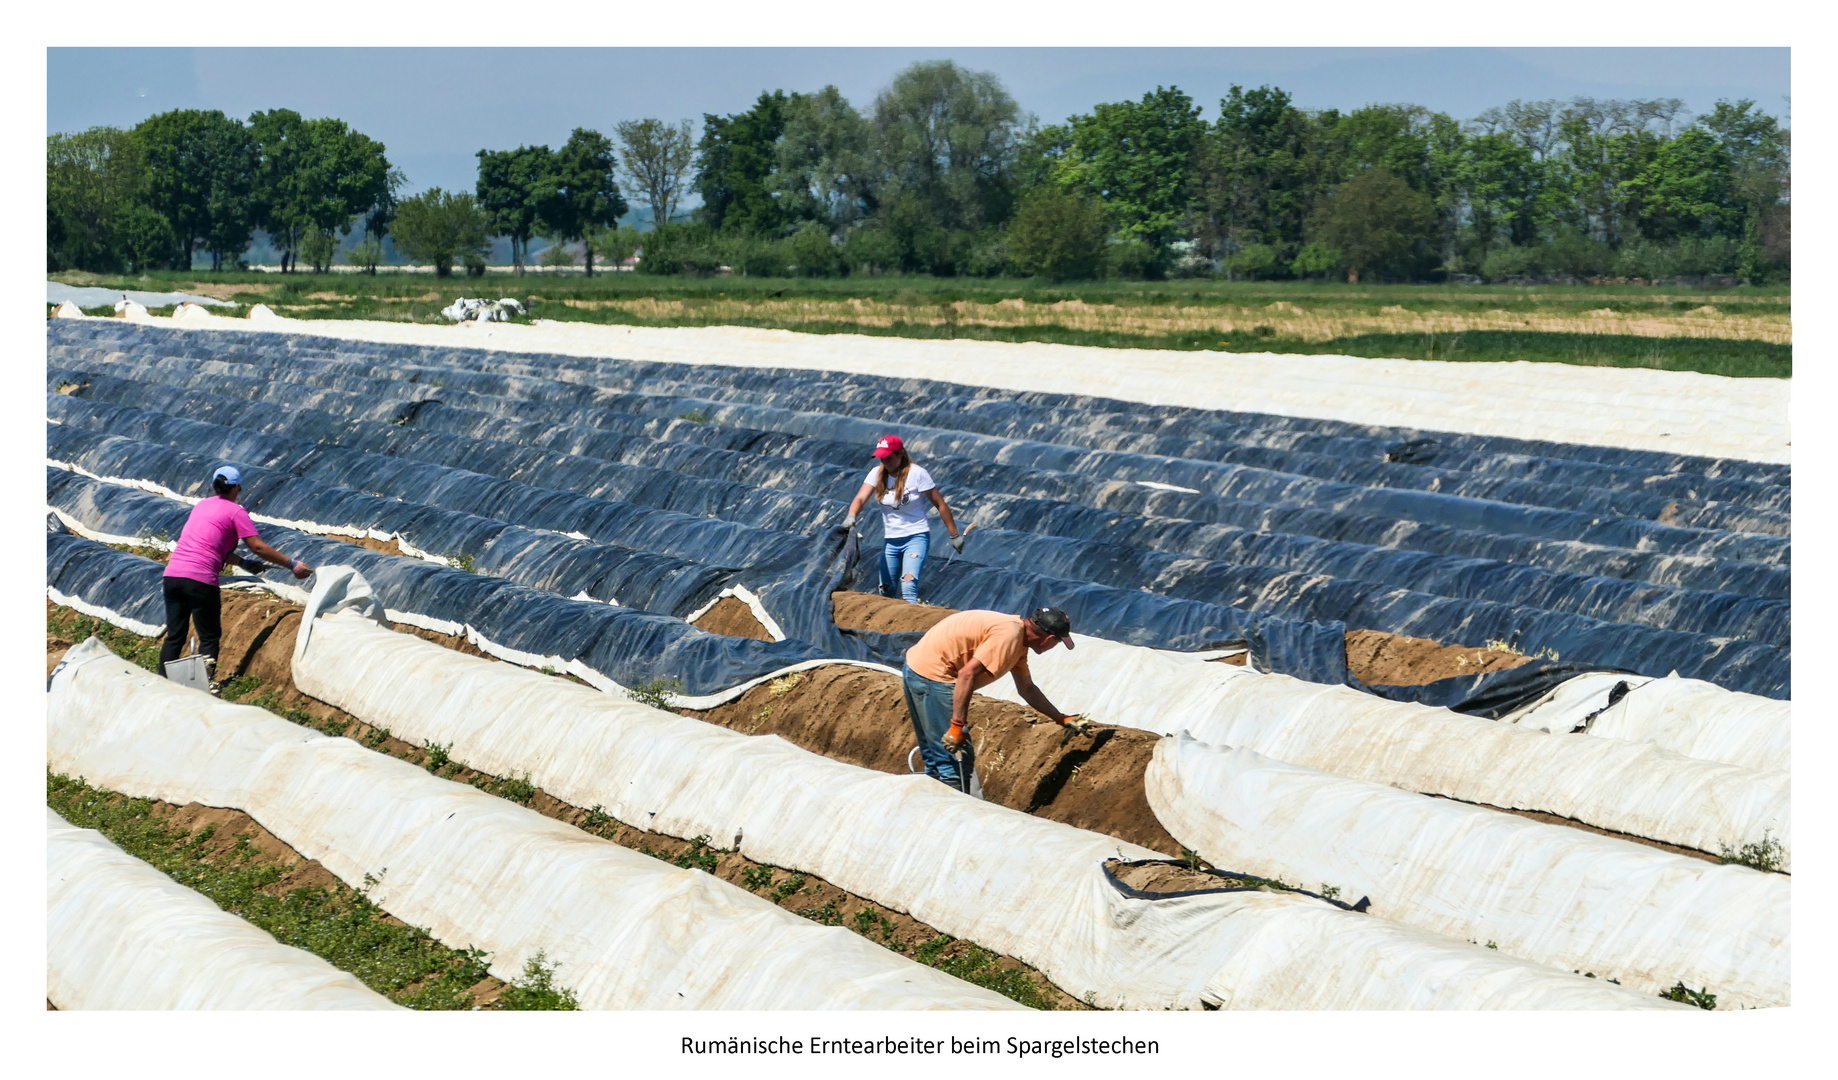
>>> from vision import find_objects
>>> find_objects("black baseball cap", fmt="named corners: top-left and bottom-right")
top-left (1029, 606), bottom-right (1074, 648)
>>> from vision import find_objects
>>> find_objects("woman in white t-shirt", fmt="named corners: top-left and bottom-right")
top-left (843, 434), bottom-right (964, 603)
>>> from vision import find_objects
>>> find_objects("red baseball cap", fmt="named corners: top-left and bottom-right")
top-left (872, 435), bottom-right (905, 459)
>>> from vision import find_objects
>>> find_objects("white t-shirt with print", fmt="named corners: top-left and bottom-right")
top-left (863, 464), bottom-right (936, 538)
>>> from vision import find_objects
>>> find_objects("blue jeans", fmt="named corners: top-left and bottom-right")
top-left (901, 661), bottom-right (960, 787)
top-left (881, 532), bottom-right (930, 603)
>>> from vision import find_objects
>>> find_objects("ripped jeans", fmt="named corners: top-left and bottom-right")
top-left (880, 532), bottom-right (930, 603)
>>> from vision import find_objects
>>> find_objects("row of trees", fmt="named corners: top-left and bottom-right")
top-left (48, 109), bottom-right (397, 274)
top-left (50, 61), bottom-right (1790, 282)
top-left (655, 63), bottom-right (1788, 281)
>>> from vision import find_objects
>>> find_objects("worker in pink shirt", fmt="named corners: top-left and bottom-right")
top-left (161, 465), bottom-right (312, 689)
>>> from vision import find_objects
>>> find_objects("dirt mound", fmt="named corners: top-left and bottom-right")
top-left (1347, 628), bottom-right (1532, 685)
top-left (690, 596), bottom-right (772, 640)
top-left (689, 664), bottom-right (1179, 856)
top-left (324, 533), bottom-right (410, 557)
top-left (831, 591), bottom-right (957, 633)
top-left (1106, 860), bottom-right (1277, 894)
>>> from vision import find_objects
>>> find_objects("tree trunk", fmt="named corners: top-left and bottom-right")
top-left (584, 241), bottom-right (595, 278)
top-left (513, 235), bottom-right (525, 276)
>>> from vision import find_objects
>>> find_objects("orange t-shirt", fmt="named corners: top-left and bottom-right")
top-left (905, 610), bottom-right (1029, 690)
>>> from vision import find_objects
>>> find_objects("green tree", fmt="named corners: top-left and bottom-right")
top-left (788, 220), bottom-right (842, 277)
top-left (249, 109), bottom-right (392, 272)
top-left (1056, 86), bottom-right (1205, 264)
top-left (477, 145), bottom-right (555, 274)
top-left (616, 118), bottom-right (695, 233)
top-left (47, 127), bottom-right (154, 272)
top-left (538, 128), bottom-right (627, 276)
top-left (1005, 185), bottom-right (1106, 280)
top-left (872, 60), bottom-right (1020, 233)
top-left (1624, 127), bottom-right (1741, 241)
top-left (1309, 168), bottom-right (1437, 282)
top-left (1196, 85), bottom-right (1318, 267)
top-left (1289, 242), bottom-right (1342, 280)
top-left (775, 86), bottom-right (874, 231)
top-left (584, 222), bottom-right (641, 271)
top-left (345, 235), bottom-right (384, 273)
top-left (390, 187), bottom-right (489, 277)
top-left (133, 109), bottom-right (257, 270)
top-left (696, 92), bottom-right (790, 235)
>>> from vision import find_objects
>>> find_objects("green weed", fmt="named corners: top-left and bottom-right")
top-left (443, 551), bottom-right (477, 573)
top-left (741, 865), bottom-right (777, 892)
top-left (47, 606), bottom-right (162, 673)
top-left (770, 873), bottom-right (807, 904)
top-left (496, 950), bottom-right (580, 1010)
top-left (627, 675), bottom-right (684, 711)
top-left (583, 804), bottom-right (612, 832)
top-left (423, 741), bottom-right (452, 771)
top-left (215, 674), bottom-right (263, 703)
top-left (797, 899), bottom-right (842, 926)
top-left (677, 408), bottom-right (709, 423)
top-left (910, 935), bottom-right (1055, 1011)
top-left (1719, 829), bottom-right (1786, 873)
top-left (1660, 982), bottom-right (1718, 1010)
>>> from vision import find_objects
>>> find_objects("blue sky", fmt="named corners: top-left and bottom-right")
top-left (49, 47), bottom-right (1788, 199)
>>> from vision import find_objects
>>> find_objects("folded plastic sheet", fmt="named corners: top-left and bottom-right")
top-left (981, 634), bottom-right (1791, 864)
top-left (44, 405), bottom-right (1791, 696)
top-left (46, 638), bottom-right (1025, 1011)
top-left (46, 806), bottom-right (401, 1011)
top-left (1519, 673), bottom-right (1791, 775)
top-left (282, 571), bottom-right (1678, 1010)
top-left (1143, 738), bottom-right (1786, 1008)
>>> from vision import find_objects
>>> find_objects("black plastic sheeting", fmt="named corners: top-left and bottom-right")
top-left (46, 413), bottom-right (1789, 699)
top-left (47, 379), bottom-right (1793, 648)
top-left (53, 319), bottom-right (1790, 491)
top-left (47, 474), bottom-right (1355, 694)
top-left (43, 407), bottom-right (1786, 701)
top-left (46, 499), bottom-right (866, 697)
top-left (44, 321), bottom-right (1790, 699)
top-left (52, 343), bottom-right (1793, 564)
top-left (52, 358), bottom-right (1794, 596)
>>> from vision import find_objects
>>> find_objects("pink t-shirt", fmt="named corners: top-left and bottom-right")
top-left (163, 496), bottom-right (260, 586)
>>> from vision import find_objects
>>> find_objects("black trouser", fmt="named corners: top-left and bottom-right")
top-left (160, 577), bottom-right (222, 674)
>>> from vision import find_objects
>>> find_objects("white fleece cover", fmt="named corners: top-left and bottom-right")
top-left (82, 308), bottom-right (1789, 463)
top-left (993, 633), bottom-right (1790, 866)
top-left (1146, 737), bottom-right (1787, 1009)
top-left (45, 638), bottom-right (1025, 1012)
top-left (275, 568), bottom-right (1679, 1010)
top-left (46, 806), bottom-right (400, 1010)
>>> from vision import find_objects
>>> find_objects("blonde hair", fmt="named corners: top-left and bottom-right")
top-left (873, 449), bottom-right (912, 505)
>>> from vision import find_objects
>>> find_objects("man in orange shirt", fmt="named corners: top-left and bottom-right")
top-left (902, 606), bottom-right (1089, 793)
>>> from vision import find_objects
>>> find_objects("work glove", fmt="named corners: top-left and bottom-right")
top-left (942, 719), bottom-right (967, 753)
top-left (291, 560), bottom-right (313, 580)
top-left (842, 511), bottom-right (859, 530)
top-left (1057, 714), bottom-right (1092, 747)
top-left (950, 532), bottom-right (966, 554)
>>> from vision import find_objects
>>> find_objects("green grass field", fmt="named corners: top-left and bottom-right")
top-left (54, 270), bottom-right (1791, 378)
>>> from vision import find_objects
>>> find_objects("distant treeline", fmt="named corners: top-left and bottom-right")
top-left (48, 60), bottom-right (1791, 283)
